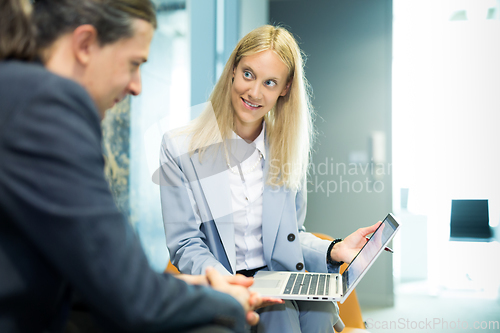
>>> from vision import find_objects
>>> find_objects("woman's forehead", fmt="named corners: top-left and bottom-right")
top-left (237, 50), bottom-right (290, 77)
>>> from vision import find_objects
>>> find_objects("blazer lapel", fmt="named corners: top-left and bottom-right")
top-left (261, 146), bottom-right (288, 266)
top-left (190, 144), bottom-right (236, 273)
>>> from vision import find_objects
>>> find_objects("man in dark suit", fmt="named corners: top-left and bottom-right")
top-left (0, 0), bottom-right (261, 332)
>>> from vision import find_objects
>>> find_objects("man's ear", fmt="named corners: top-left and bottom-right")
top-left (280, 80), bottom-right (292, 97)
top-left (71, 24), bottom-right (99, 66)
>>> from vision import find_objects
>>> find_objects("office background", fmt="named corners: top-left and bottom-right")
top-left (101, 0), bottom-right (500, 331)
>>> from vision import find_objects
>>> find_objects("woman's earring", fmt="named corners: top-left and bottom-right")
top-left (232, 77), bottom-right (234, 83)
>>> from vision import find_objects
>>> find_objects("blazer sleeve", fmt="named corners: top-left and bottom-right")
top-left (296, 179), bottom-right (341, 274)
top-left (0, 72), bottom-right (245, 332)
top-left (159, 134), bottom-right (232, 275)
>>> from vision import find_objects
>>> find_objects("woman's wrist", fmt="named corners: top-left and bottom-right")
top-left (327, 238), bottom-right (344, 265)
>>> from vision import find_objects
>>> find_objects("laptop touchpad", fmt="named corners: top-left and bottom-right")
top-left (253, 279), bottom-right (281, 288)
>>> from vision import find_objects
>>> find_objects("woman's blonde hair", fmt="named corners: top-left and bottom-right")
top-left (185, 25), bottom-right (314, 190)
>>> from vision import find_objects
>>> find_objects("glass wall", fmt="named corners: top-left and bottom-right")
top-left (130, 1), bottom-right (189, 272)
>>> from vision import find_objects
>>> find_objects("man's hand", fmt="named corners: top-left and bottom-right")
top-left (173, 274), bottom-right (208, 285)
top-left (174, 272), bottom-right (255, 287)
top-left (205, 267), bottom-right (262, 326)
top-left (330, 221), bottom-right (382, 264)
top-left (255, 296), bottom-right (284, 309)
top-left (224, 274), bottom-right (284, 308)
top-left (175, 271), bottom-right (284, 312)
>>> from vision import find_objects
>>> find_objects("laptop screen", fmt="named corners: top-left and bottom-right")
top-left (342, 214), bottom-right (399, 293)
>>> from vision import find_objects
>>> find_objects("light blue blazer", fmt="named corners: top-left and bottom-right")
top-left (159, 132), bottom-right (340, 276)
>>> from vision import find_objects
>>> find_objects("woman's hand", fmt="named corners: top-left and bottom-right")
top-left (330, 221), bottom-right (382, 264)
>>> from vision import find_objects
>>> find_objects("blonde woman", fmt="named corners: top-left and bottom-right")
top-left (160, 25), bottom-right (380, 332)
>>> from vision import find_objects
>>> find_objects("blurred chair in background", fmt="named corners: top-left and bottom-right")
top-left (450, 199), bottom-right (492, 241)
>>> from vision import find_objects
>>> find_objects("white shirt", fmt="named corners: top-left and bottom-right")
top-left (229, 124), bottom-right (267, 271)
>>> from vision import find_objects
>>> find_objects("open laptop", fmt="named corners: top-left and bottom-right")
top-left (250, 213), bottom-right (400, 303)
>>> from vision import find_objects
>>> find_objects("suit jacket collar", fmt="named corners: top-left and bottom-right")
top-left (189, 143), bottom-right (236, 272)
top-left (261, 153), bottom-right (288, 266)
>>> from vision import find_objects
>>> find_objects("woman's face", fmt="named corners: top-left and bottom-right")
top-left (231, 50), bottom-right (290, 133)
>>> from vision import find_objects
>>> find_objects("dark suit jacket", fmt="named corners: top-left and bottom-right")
top-left (0, 60), bottom-right (245, 333)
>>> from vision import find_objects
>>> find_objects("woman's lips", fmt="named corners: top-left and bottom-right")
top-left (241, 97), bottom-right (262, 110)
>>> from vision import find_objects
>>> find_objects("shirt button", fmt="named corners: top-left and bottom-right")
top-left (296, 262), bottom-right (304, 271)
top-left (287, 233), bottom-right (295, 242)
top-left (245, 197), bottom-right (248, 201)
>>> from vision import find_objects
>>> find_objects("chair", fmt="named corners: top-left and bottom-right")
top-left (165, 260), bottom-right (180, 274)
top-left (450, 199), bottom-right (492, 240)
top-left (165, 233), bottom-right (370, 332)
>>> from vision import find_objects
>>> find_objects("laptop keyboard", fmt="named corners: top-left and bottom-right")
top-left (283, 273), bottom-right (332, 295)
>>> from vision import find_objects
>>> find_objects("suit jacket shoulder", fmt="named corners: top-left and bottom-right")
top-left (0, 60), bottom-right (100, 134)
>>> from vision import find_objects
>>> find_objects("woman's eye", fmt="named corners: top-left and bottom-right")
top-left (243, 71), bottom-right (252, 79)
top-left (265, 80), bottom-right (277, 87)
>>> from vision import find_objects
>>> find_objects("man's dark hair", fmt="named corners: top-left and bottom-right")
top-left (0, 0), bottom-right (36, 60)
top-left (33, 0), bottom-right (157, 50)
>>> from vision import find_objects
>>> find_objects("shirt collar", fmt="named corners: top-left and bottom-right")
top-left (254, 122), bottom-right (266, 160)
